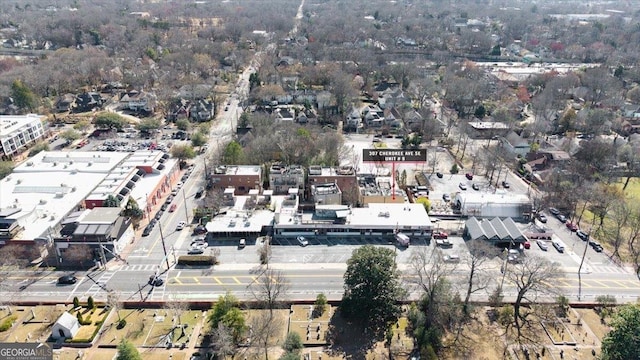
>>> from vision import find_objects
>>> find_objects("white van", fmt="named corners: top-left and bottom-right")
top-left (552, 240), bottom-right (565, 253)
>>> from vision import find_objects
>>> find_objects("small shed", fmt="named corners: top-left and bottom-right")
top-left (51, 312), bottom-right (80, 340)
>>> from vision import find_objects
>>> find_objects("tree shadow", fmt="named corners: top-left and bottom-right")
top-left (326, 308), bottom-right (378, 360)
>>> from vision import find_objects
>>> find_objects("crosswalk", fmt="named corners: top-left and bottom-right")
top-left (81, 269), bottom-right (117, 298)
top-left (117, 264), bottom-right (159, 272)
top-left (564, 265), bottom-right (632, 274)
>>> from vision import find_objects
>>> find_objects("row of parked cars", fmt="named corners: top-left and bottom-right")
top-left (548, 207), bottom-right (603, 252)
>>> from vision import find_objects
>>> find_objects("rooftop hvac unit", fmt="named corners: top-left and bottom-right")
top-left (39, 199), bottom-right (47, 204)
top-left (378, 211), bottom-right (390, 218)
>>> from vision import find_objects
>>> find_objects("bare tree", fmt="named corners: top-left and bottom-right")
top-left (462, 240), bottom-right (499, 316)
top-left (503, 256), bottom-right (563, 344)
top-left (106, 291), bottom-right (123, 327)
top-left (249, 310), bottom-right (285, 360)
top-left (210, 323), bottom-right (235, 359)
top-left (249, 268), bottom-right (289, 316)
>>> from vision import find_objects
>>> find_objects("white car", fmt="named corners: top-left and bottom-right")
top-left (296, 236), bottom-right (309, 246)
top-left (176, 182), bottom-right (184, 188)
top-left (176, 221), bottom-right (187, 231)
top-left (190, 240), bottom-right (207, 250)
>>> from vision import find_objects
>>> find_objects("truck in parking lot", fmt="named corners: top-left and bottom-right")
top-left (395, 232), bottom-right (410, 247)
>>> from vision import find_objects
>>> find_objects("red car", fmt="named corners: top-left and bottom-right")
top-left (565, 221), bottom-right (578, 232)
top-left (523, 241), bottom-right (531, 249)
top-left (432, 231), bottom-right (448, 239)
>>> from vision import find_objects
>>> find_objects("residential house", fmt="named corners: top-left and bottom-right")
top-left (466, 121), bottom-right (510, 139)
top-left (363, 104), bottom-right (385, 128)
top-left (166, 99), bottom-right (190, 122)
top-left (402, 109), bottom-right (423, 131)
top-left (345, 107), bottom-right (363, 130)
top-left (275, 108), bottom-right (295, 122)
top-left (75, 92), bottom-right (103, 112)
top-left (189, 99), bottom-right (215, 122)
top-left (501, 131), bottom-right (530, 157)
top-left (120, 90), bottom-right (156, 113)
top-left (525, 149), bottom-right (571, 171)
top-left (316, 91), bottom-right (332, 110)
top-left (55, 94), bottom-right (76, 112)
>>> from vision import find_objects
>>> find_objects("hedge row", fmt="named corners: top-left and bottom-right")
top-left (177, 255), bottom-right (216, 266)
top-left (0, 316), bottom-right (17, 332)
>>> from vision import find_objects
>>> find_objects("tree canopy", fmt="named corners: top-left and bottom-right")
top-left (116, 339), bottom-right (142, 360)
top-left (170, 144), bottom-right (196, 160)
top-left (341, 245), bottom-right (405, 336)
top-left (601, 304), bottom-right (640, 360)
top-left (10, 79), bottom-right (36, 111)
top-left (94, 112), bottom-right (126, 130)
top-left (222, 141), bottom-right (244, 164)
top-left (209, 293), bottom-right (246, 344)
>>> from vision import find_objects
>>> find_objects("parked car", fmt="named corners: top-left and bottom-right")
top-left (432, 231), bottom-right (448, 239)
top-left (296, 236), bottom-right (309, 246)
top-left (142, 224), bottom-right (153, 237)
top-left (472, 183), bottom-right (480, 191)
top-left (442, 254), bottom-right (461, 263)
top-left (176, 221), bottom-right (187, 231)
top-left (435, 239), bottom-right (453, 248)
top-left (589, 240), bottom-right (603, 252)
top-left (169, 204), bottom-right (177, 212)
top-left (536, 240), bottom-right (548, 251)
top-left (501, 181), bottom-right (510, 188)
top-left (193, 225), bottom-right (207, 235)
top-left (57, 275), bottom-right (77, 285)
top-left (436, 172), bottom-right (443, 178)
top-left (187, 248), bottom-right (204, 255)
top-left (195, 188), bottom-right (205, 198)
top-left (465, 173), bottom-right (473, 180)
top-left (549, 207), bottom-right (560, 216)
top-left (537, 213), bottom-right (548, 223)
top-left (576, 230), bottom-right (589, 241)
top-left (523, 241), bottom-right (531, 249)
top-left (557, 214), bottom-right (567, 223)
top-left (190, 240), bottom-right (208, 250)
top-left (459, 182), bottom-right (467, 190)
top-left (442, 194), bottom-right (451, 202)
top-left (238, 238), bottom-right (246, 248)
top-left (565, 221), bottom-right (578, 232)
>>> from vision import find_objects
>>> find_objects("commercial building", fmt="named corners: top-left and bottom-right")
top-left (307, 166), bottom-right (357, 204)
top-left (0, 114), bottom-right (46, 160)
top-left (358, 174), bottom-right (407, 205)
top-left (0, 151), bottom-right (129, 244)
top-left (454, 192), bottom-right (532, 221)
top-left (311, 183), bottom-right (342, 205)
top-left (464, 216), bottom-right (527, 246)
top-left (209, 165), bottom-right (262, 195)
top-left (0, 150), bottom-right (178, 264)
top-left (56, 207), bottom-right (133, 266)
top-left (269, 163), bottom-right (305, 194)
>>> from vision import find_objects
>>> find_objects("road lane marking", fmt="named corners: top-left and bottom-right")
top-left (215, 278), bottom-right (222, 284)
top-left (233, 277), bottom-right (242, 284)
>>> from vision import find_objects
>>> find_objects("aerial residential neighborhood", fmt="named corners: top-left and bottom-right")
top-left (1, 0), bottom-right (640, 359)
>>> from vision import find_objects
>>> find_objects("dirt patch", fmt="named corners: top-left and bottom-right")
top-left (0, 305), bottom-right (68, 343)
top-left (574, 308), bottom-right (611, 341)
top-left (289, 305), bottom-right (333, 345)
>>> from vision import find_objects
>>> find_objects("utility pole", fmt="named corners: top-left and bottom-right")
top-left (158, 222), bottom-right (170, 270)
top-left (182, 188), bottom-right (189, 223)
top-left (98, 235), bottom-right (108, 270)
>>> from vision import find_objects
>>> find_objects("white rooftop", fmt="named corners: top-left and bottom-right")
top-left (2, 151), bottom-right (128, 240)
top-left (0, 114), bottom-right (45, 137)
top-left (456, 192), bottom-right (531, 205)
top-left (205, 196), bottom-right (274, 234)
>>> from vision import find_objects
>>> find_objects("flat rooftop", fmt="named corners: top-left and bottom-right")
top-left (213, 165), bottom-right (261, 176)
top-left (2, 151), bottom-right (129, 240)
top-left (0, 114), bottom-right (45, 137)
